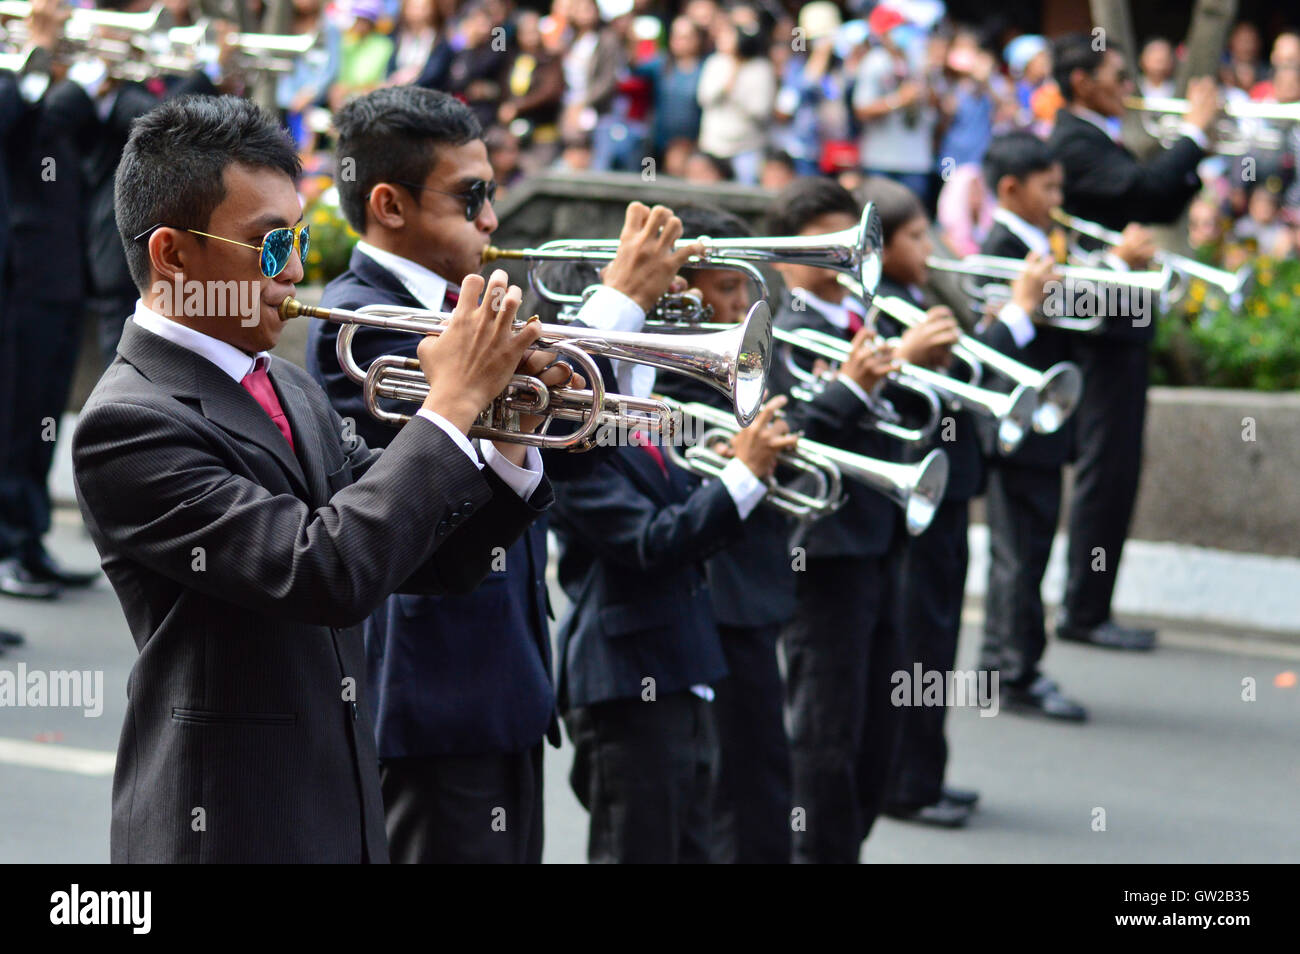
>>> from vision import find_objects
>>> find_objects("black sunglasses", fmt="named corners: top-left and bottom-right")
top-left (390, 179), bottom-right (498, 221)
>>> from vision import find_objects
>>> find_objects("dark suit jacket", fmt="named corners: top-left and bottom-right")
top-left (877, 278), bottom-right (984, 502)
top-left (972, 222), bottom-right (1074, 469)
top-left (550, 444), bottom-right (739, 711)
top-left (312, 249), bottom-right (560, 757)
top-left (73, 321), bottom-right (549, 862)
top-left (1046, 109), bottom-right (1202, 344)
top-left (655, 374), bottom-right (796, 628)
top-left (770, 296), bottom-right (898, 558)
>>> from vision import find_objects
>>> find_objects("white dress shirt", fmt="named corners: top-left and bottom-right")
top-left (354, 243), bottom-right (544, 499)
top-left (567, 284), bottom-right (655, 398)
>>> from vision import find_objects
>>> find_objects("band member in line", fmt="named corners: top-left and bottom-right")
top-left (851, 176), bottom-right (979, 829)
top-left (311, 85), bottom-right (695, 863)
top-left (974, 132), bottom-right (1088, 721)
top-left (73, 95), bottom-right (565, 863)
top-left (656, 204), bottom-right (798, 864)
top-left (1046, 33), bottom-right (1216, 652)
top-left (765, 177), bottom-right (904, 861)
top-left (550, 392), bottom-right (796, 863)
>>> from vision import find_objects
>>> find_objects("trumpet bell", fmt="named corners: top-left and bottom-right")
top-left (1033, 362), bottom-right (1083, 435)
top-left (731, 300), bottom-right (773, 426)
top-left (996, 384), bottom-right (1038, 455)
top-left (905, 449), bottom-right (949, 537)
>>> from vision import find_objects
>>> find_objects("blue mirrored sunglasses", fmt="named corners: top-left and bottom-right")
top-left (134, 223), bottom-right (310, 278)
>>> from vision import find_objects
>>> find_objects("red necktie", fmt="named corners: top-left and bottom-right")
top-left (846, 308), bottom-right (864, 336)
top-left (632, 430), bottom-right (669, 478)
top-left (443, 288), bottom-right (459, 311)
top-left (241, 358), bottom-right (295, 452)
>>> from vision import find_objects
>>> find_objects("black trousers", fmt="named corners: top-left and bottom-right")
top-left (565, 691), bottom-right (718, 864)
top-left (0, 297), bottom-right (82, 561)
top-left (712, 621), bottom-right (792, 864)
top-left (1063, 339), bottom-right (1148, 628)
top-left (782, 553), bottom-right (903, 864)
top-left (980, 462), bottom-right (1063, 685)
top-left (378, 745), bottom-right (544, 864)
top-left (889, 499), bottom-right (969, 808)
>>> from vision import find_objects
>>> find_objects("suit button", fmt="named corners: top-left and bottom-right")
top-left (350, 701), bottom-right (358, 721)
top-left (436, 519), bottom-right (450, 536)
top-left (450, 511), bottom-right (463, 525)
top-left (461, 500), bottom-right (475, 514)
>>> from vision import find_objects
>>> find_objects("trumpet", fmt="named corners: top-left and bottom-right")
top-left (482, 203), bottom-right (885, 308)
top-left (0, 1), bottom-right (171, 34)
top-left (1124, 95), bottom-right (1298, 155)
top-left (926, 254), bottom-right (1171, 333)
top-left (837, 276), bottom-right (1082, 435)
top-left (1050, 209), bottom-right (1254, 311)
top-left (161, 19), bottom-right (320, 74)
top-left (278, 294), bottom-right (773, 448)
top-left (660, 398), bottom-right (949, 535)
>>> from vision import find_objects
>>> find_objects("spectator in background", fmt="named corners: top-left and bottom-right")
top-left (590, 4), bottom-right (653, 172)
top-left (644, 15), bottom-right (706, 162)
top-left (1252, 32), bottom-right (1300, 99)
top-left (1188, 193), bottom-right (1228, 258)
top-left (444, 2), bottom-right (506, 130)
top-left (329, 0), bottom-right (396, 111)
top-left (387, 0), bottom-right (441, 87)
top-left (760, 149), bottom-right (797, 190)
top-left (276, 0), bottom-right (341, 148)
top-left (1234, 179), bottom-right (1292, 257)
top-left (486, 124), bottom-right (525, 197)
top-left (937, 32), bottom-right (999, 169)
top-left (499, 10), bottom-right (565, 164)
top-left (683, 149), bottom-right (731, 182)
top-left (1139, 37), bottom-right (1176, 99)
top-left (1221, 20), bottom-right (1263, 92)
top-left (555, 130), bottom-right (595, 171)
top-left (1003, 33), bottom-right (1053, 132)
top-left (697, 7), bottom-right (776, 185)
top-left (772, 1), bottom-right (853, 176)
top-left (560, 0), bottom-right (625, 152)
top-left (936, 162), bottom-right (993, 256)
top-left (852, 3), bottom-right (937, 202)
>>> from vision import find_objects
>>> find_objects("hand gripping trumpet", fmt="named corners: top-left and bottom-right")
top-left (661, 398), bottom-right (949, 536)
top-left (277, 296), bottom-right (773, 450)
top-left (838, 275), bottom-right (1082, 435)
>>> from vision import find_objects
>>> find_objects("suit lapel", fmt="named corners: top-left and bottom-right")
top-left (117, 322), bottom-right (312, 499)
top-left (270, 368), bottom-right (331, 506)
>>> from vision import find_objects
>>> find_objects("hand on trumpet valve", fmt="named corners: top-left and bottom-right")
top-left (1010, 250), bottom-right (1058, 314)
top-left (839, 326), bottom-right (899, 391)
top-left (1113, 223), bottom-right (1157, 270)
top-left (727, 395), bottom-right (799, 480)
top-left (600, 201), bottom-right (705, 312)
top-left (896, 307), bottom-right (961, 370)
top-left (415, 270), bottom-right (541, 437)
top-left (1184, 76), bottom-right (1220, 137)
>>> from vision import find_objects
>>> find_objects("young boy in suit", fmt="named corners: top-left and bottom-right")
top-left (551, 393), bottom-right (796, 863)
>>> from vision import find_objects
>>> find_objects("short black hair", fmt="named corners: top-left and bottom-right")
top-left (983, 131), bottom-right (1054, 192)
top-left (1052, 33), bottom-right (1108, 102)
top-left (333, 86), bottom-right (482, 232)
top-left (766, 176), bottom-right (859, 236)
top-left (115, 95), bottom-right (300, 292)
top-left (857, 176), bottom-right (926, 244)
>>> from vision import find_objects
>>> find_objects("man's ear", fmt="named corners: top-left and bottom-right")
top-left (367, 183), bottom-right (409, 230)
top-left (997, 174), bottom-right (1017, 204)
top-left (148, 227), bottom-right (186, 285)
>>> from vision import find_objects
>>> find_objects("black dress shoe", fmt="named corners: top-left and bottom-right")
top-left (1004, 675), bottom-right (1088, 722)
top-left (0, 629), bottom-right (25, 647)
top-left (885, 797), bottom-right (972, 828)
top-left (22, 547), bottom-right (98, 588)
top-left (942, 785), bottom-right (980, 807)
top-left (0, 557), bottom-right (60, 600)
top-left (1058, 619), bottom-right (1156, 651)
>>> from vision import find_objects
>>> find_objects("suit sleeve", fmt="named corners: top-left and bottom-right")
top-left (73, 402), bottom-right (541, 627)
top-left (551, 459), bottom-right (742, 573)
top-left (1064, 133), bottom-right (1203, 225)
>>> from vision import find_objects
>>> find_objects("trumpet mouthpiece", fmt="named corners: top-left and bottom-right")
top-left (481, 245), bottom-right (522, 263)
top-left (278, 297), bottom-right (320, 320)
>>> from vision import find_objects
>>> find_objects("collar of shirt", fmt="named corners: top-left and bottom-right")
top-left (993, 207), bottom-right (1052, 256)
top-left (793, 286), bottom-right (864, 331)
top-left (355, 240), bottom-right (452, 310)
top-left (131, 300), bottom-right (268, 382)
top-left (1070, 105), bottom-right (1122, 142)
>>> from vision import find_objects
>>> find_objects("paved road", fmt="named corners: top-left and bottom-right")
top-left (3, 515), bottom-right (1298, 863)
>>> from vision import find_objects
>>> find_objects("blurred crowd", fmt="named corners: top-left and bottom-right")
top-left (268, 0), bottom-right (1300, 271)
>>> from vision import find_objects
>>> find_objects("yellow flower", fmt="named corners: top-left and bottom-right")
top-left (312, 209), bottom-right (331, 225)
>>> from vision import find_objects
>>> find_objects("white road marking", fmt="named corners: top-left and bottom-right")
top-left (0, 738), bottom-right (115, 776)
